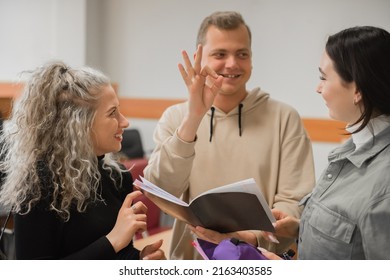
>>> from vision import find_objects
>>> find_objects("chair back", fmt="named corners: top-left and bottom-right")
top-left (120, 129), bottom-right (145, 159)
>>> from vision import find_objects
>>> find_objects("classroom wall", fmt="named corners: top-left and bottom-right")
top-left (90, 0), bottom-right (390, 115)
top-left (1, 0), bottom-right (390, 178)
top-left (0, 0), bottom-right (87, 79)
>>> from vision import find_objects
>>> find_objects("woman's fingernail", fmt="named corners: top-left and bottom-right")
top-left (257, 247), bottom-right (268, 253)
top-left (267, 233), bottom-right (280, 244)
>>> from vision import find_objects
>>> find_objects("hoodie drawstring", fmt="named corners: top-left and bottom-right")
top-left (209, 106), bottom-right (215, 142)
top-left (238, 103), bottom-right (243, 137)
top-left (209, 104), bottom-right (243, 142)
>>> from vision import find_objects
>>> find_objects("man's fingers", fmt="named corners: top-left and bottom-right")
top-left (193, 44), bottom-right (203, 74)
top-left (206, 75), bottom-right (223, 96)
top-left (178, 64), bottom-right (192, 86)
top-left (200, 65), bottom-right (219, 79)
top-left (181, 50), bottom-right (195, 77)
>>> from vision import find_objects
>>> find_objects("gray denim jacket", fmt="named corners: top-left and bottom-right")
top-left (298, 125), bottom-right (390, 259)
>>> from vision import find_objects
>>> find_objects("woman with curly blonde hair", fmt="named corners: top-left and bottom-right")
top-left (0, 61), bottom-right (165, 260)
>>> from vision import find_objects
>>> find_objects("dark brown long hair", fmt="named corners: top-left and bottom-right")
top-left (326, 26), bottom-right (390, 133)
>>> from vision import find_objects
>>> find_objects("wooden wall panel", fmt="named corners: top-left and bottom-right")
top-left (302, 118), bottom-right (349, 143)
top-left (119, 97), bottom-right (185, 120)
top-left (0, 82), bottom-right (24, 98)
top-left (119, 97), bottom-right (349, 143)
top-left (0, 98), bottom-right (13, 119)
top-left (0, 83), bottom-right (349, 143)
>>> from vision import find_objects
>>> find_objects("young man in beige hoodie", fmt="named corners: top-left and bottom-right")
top-left (144, 11), bottom-right (315, 260)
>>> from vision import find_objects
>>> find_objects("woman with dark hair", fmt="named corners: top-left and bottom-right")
top-left (324, 26), bottom-right (390, 133)
top-left (0, 61), bottom-right (166, 260)
top-left (196, 26), bottom-right (390, 259)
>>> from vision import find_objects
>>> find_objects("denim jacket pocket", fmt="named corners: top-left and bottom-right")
top-left (308, 203), bottom-right (355, 244)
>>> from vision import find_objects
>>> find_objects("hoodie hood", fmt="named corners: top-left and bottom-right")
top-left (207, 87), bottom-right (269, 142)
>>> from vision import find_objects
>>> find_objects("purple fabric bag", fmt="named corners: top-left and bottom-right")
top-left (195, 238), bottom-right (268, 260)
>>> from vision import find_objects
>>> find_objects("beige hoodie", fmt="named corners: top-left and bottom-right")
top-left (144, 87), bottom-right (315, 259)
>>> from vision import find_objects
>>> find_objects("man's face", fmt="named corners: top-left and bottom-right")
top-left (201, 24), bottom-right (252, 96)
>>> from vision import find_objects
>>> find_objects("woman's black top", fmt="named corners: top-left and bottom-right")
top-left (14, 156), bottom-right (139, 259)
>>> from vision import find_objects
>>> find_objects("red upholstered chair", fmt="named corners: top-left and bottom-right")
top-left (121, 159), bottom-right (171, 239)
top-left (118, 129), bottom-right (171, 239)
top-left (123, 157), bottom-right (148, 182)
